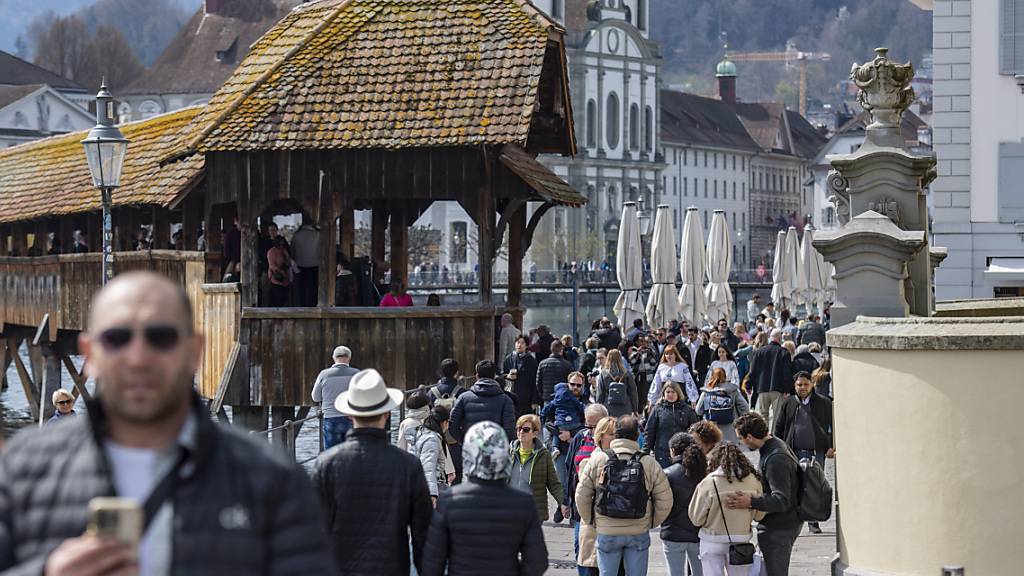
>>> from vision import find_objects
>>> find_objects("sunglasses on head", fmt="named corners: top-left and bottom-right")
top-left (97, 324), bottom-right (183, 353)
top-left (517, 426), bottom-right (535, 433)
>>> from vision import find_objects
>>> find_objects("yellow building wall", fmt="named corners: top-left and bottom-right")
top-left (834, 348), bottom-right (1024, 575)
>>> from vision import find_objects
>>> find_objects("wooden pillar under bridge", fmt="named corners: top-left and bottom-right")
top-left (507, 203), bottom-right (526, 311)
top-left (31, 219), bottom-right (48, 255)
top-left (339, 194), bottom-right (354, 263)
top-left (477, 191), bottom-right (494, 306)
top-left (11, 222), bottom-right (27, 256)
top-left (0, 224), bottom-right (9, 256)
top-left (318, 171), bottom-right (338, 307)
top-left (38, 343), bottom-right (62, 423)
top-left (270, 405), bottom-right (297, 455)
top-left (151, 206), bottom-right (170, 250)
top-left (232, 405), bottom-right (268, 433)
top-left (58, 217), bottom-right (74, 254)
top-left (86, 212), bottom-right (101, 252)
top-left (389, 205), bottom-right (408, 291)
top-left (371, 203), bottom-right (388, 287)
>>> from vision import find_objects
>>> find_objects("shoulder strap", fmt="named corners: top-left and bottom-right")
top-left (710, 478), bottom-right (735, 544)
top-left (142, 448), bottom-right (189, 531)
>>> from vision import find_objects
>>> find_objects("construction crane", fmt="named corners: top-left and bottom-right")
top-left (726, 45), bottom-right (831, 117)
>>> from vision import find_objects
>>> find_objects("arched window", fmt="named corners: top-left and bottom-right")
top-left (586, 99), bottom-right (597, 148)
top-left (629, 104), bottom-right (639, 150)
top-left (606, 93), bottom-right (620, 149)
top-left (644, 106), bottom-right (653, 152)
top-left (637, 0), bottom-right (647, 30)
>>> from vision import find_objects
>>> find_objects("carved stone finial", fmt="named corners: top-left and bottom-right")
top-left (850, 48), bottom-right (915, 144)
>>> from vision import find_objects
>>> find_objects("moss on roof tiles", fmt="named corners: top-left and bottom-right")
top-left (0, 107), bottom-right (204, 224)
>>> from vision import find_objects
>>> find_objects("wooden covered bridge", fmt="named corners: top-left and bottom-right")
top-left (0, 0), bottom-right (584, 428)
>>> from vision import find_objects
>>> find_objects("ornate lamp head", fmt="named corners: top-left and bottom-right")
top-left (851, 48), bottom-right (915, 146)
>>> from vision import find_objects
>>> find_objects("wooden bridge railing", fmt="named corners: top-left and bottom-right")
top-left (0, 251), bottom-right (217, 340)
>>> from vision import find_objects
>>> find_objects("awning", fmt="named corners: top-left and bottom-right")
top-left (985, 258), bottom-right (1024, 281)
top-left (499, 144), bottom-right (587, 207)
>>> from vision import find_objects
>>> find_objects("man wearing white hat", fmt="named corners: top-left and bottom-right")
top-left (311, 345), bottom-right (359, 449)
top-left (313, 368), bottom-right (433, 576)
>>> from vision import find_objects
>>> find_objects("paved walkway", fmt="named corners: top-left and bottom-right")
top-left (543, 457), bottom-right (837, 575)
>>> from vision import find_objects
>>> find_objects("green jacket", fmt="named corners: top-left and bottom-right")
top-left (509, 440), bottom-right (564, 521)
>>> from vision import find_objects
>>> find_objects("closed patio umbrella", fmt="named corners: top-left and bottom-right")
top-left (787, 226), bottom-right (805, 311)
top-left (677, 207), bottom-right (706, 325)
top-left (704, 210), bottom-right (732, 323)
top-left (613, 202), bottom-right (645, 329)
top-left (645, 205), bottom-right (679, 329)
top-left (770, 230), bottom-right (790, 310)
top-left (800, 224), bottom-right (825, 316)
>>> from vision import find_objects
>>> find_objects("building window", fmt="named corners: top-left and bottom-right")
top-left (673, 148), bottom-right (677, 163)
top-left (586, 99), bottom-right (597, 148)
top-left (683, 149), bottom-right (688, 166)
top-left (684, 178), bottom-right (688, 197)
top-left (742, 212), bottom-right (746, 228)
top-left (714, 180), bottom-right (718, 199)
top-left (644, 106), bottom-right (653, 152)
top-left (606, 93), bottom-right (620, 149)
top-left (451, 221), bottom-right (468, 264)
top-left (1001, 0), bottom-right (1024, 75)
top-left (742, 157), bottom-right (746, 171)
top-left (732, 181), bottom-right (737, 200)
top-left (673, 176), bottom-right (677, 196)
top-left (731, 211), bottom-right (736, 230)
top-left (703, 179), bottom-right (708, 198)
top-left (704, 152), bottom-right (708, 167)
top-left (703, 210), bottom-right (709, 229)
top-left (742, 183), bottom-right (746, 200)
top-left (629, 104), bottom-right (640, 150)
top-left (673, 209), bottom-right (677, 228)
top-left (551, 0), bottom-right (562, 19)
top-left (637, 0), bottom-right (647, 30)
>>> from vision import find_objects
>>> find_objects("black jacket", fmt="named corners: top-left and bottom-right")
top-left (693, 344), bottom-right (713, 386)
top-left (720, 330), bottom-right (741, 354)
top-left (774, 393), bottom-right (833, 453)
top-left (578, 349), bottom-right (598, 376)
top-left (791, 351), bottom-right (819, 376)
top-left (591, 327), bottom-right (622, 351)
top-left (661, 458), bottom-right (701, 543)
top-left (748, 342), bottom-right (796, 395)
top-left (797, 322), bottom-right (826, 347)
top-left (536, 355), bottom-right (573, 404)
top-left (751, 437), bottom-right (802, 530)
top-left (0, 395), bottom-right (334, 576)
top-left (312, 428), bottom-right (433, 576)
top-left (449, 379), bottom-right (516, 443)
top-left (533, 333), bottom-right (556, 363)
top-left (643, 401), bottom-right (700, 469)
top-left (420, 478), bottom-right (547, 576)
top-left (502, 352), bottom-right (539, 410)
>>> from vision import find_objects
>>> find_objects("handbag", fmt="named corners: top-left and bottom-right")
top-left (712, 478), bottom-right (756, 566)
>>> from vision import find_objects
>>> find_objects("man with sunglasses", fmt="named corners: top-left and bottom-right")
top-left (0, 272), bottom-right (334, 575)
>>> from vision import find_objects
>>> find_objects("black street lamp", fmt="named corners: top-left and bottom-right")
top-left (81, 81), bottom-right (129, 284)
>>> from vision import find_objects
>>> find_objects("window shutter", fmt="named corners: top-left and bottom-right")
top-left (1001, 0), bottom-right (1024, 75)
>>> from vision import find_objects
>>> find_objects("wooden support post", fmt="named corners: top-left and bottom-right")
top-left (31, 220), bottom-right (48, 255)
top-left (38, 344), bottom-right (61, 424)
top-left (151, 207), bottom-right (170, 250)
top-left (318, 171), bottom-right (338, 307)
top-left (8, 339), bottom-right (38, 420)
top-left (205, 206), bottom-right (223, 255)
top-left (11, 223), bottom-right (27, 256)
top-left (507, 203), bottom-right (526, 309)
top-left (339, 196), bottom-right (354, 262)
top-left (0, 224), bottom-right (8, 256)
top-left (58, 217), bottom-right (74, 254)
top-left (61, 354), bottom-right (91, 402)
top-left (181, 196), bottom-right (199, 251)
top-left (231, 405), bottom-right (268, 433)
top-left (371, 203), bottom-right (388, 286)
top-left (86, 212), bottom-right (101, 252)
top-left (239, 223), bottom-right (259, 308)
top-left (477, 190), bottom-right (494, 306)
top-left (0, 340), bottom-right (9, 391)
top-left (389, 206), bottom-right (408, 291)
top-left (270, 406), bottom-right (296, 453)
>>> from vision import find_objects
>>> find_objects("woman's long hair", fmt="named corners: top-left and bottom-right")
top-left (604, 349), bottom-right (627, 378)
top-left (669, 432), bottom-right (708, 483)
top-left (706, 367), bottom-right (728, 389)
top-left (812, 357), bottom-right (832, 388)
top-left (707, 442), bottom-right (759, 483)
top-left (422, 405), bottom-right (451, 456)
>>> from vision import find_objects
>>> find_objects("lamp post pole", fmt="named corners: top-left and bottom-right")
top-left (81, 80), bottom-right (129, 286)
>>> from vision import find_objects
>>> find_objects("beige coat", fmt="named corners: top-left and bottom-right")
top-left (688, 468), bottom-right (765, 541)
top-left (575, 460), bottom-right (598, 568)
top-left (575, 439), bottom-right (674, 536)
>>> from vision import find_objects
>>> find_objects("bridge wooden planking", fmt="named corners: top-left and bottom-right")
top-left (237, 307), bottom-right (496, 406)
top-left (198, 283), bottom-right (241, 400)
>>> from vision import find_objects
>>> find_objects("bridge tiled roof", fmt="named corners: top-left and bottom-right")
top-left (0, 107), bottom-right (204, 224)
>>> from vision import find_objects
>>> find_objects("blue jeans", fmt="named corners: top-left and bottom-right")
top-left (597, 533), bottom-right (650, 576)
top-left (663, 540), bottom-right (702, 576)
top-left (323, 416), bottom-right (351, 449)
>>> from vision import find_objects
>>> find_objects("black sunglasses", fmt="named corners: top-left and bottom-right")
top-left (98, 324), bottom-right (183, 352)
top-left (517, 426), bottom-right (535, 433)
top-left (56, 400), bottom-right (72, 405)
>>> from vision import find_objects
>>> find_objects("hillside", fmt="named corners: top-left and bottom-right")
top-left (650, 0), bottom-right (932, 105)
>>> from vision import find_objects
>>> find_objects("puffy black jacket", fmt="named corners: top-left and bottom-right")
top-left (536, 356), bottom-right (572, 404)
top-left (643, 401), bottom-right (700, 468)
top-left (0, 395), bottom-right (334, 576)
top-left (501, 352), bottom-right (540, 412)
top-left (420, 478), bottom-right (548, 576)
top-left (661, 459), bottom-right (701, 543)
top-left (312, 427), bottom-right (432, 576)
top-left (748, 342), bottom-right (796, 395)
top-left (792, 351), bottom-right (820, 376)
top-left (449, 379), bottom-right (516, 443)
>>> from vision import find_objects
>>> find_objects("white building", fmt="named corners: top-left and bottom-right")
top-left (930, 0), bottom-right (1024, 298)
top-left (659, 89), bottom-right (757, 267)
top-left (0, 51), bottom-right (94, 147)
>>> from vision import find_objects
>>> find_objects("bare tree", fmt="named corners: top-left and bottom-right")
top-left (28, 15), bottom-right (143, 92)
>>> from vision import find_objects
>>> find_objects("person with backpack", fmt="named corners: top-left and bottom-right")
top-left (727, 413), bottom-right (803, 576)
top-left (410, 405), bottom-right (453, 506)
top-left (537, 340), bottom-right (573, 404)
top-left (644, 382), bottom-right (701, 469)
top-left (399, 391), bottom-right (433, 451)
top-left (660, 433), bottom-right (708, 576)
top-left (450, 360), bottom-right (516, 445)
top-left (430, 358), bottom-right (466, 481)
top-left (688, 442), bottom-right (765, 576)
top-left (575, 415), bottom-right (674, 575)
top-left (502, 335), bottom-right (540, 417)
top-left (540, 373), bottom-right (587, 475)
top-left (772, 372), bottom-right (834, 534)
top-left (695, 368), bottom-right (750, 444)
top-left (563, 404), bottom-right (609, 576)
top-left (597, 349), bottom-right (639, 418)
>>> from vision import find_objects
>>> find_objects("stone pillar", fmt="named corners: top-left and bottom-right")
top-left (825, 48), bottom-right (937, 317)
top-left (812, 211), bottom-right (925, 329)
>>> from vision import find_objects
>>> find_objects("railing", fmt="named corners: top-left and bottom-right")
top-left (403, 268), bottom-right (771, 289)
top-left (251, 408), bottom-right (324, 465)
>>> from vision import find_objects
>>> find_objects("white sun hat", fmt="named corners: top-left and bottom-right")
top-left (334, 368), bottom-right (403, 417)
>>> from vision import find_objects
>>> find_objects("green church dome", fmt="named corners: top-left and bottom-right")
top-left (716, 59), bottom-right (737, 77)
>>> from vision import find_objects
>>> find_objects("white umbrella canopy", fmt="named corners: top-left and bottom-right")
top-left (613, 202), bottom-right (645, 329)
top-left (785, 226), bottom-right (804, 310)
top-left (704, 210), bottom-right (733, 323)
top-left (800, 224), bottom-right (825, 315)
top-left (645, 205), bottom-right (679, 329)
top-left (677, 207), bottom-right (707, 325)
top-left (770, 231), bottom-right (790, 309)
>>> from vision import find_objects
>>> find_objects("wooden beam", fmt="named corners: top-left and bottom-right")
top-left (61, 353), bottom-right (91, 402)
top-left (151, 206), bottom-right (170, 250)
top-left (8, 338), bottom-right (39, 420)
top-left (493, 198), bottom-right (526, 262)
top-left (339, 194), bottom-right (354, 262)
top-left (31, 219), bottom-right (48, 255)
top-left (507, 202), bottom-right (526, 309)
top-left (86, 212), bottom-right (101, 251)
top-left (523, 202), bottom-right (555, 255)
top-left (239, 223), bottom-right (259, 308)
top-left (58, 217), bottom-right (74, 254)
top-left (11, 222), bottom-right (27, 256)
top-left (371, 202), bottom-right (388, 286)
top-left (0, 224), bottom-right (9, 256)
top-left (477, 197), bottom-right (494, 306)
top-left (0, 341), bottom-right (9, 391)
top-left (389, 205), bottom-right (408, 290)
top-left (318, 170), bottom-right (338, 306)
top-left (210, 342), bottom-right (243, 415)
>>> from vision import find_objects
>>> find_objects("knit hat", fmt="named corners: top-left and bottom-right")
top-left (462, 421), bottom-right (512, 481)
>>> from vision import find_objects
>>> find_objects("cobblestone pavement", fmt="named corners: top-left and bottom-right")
top-left (543, 455), bottom-right (838, 575)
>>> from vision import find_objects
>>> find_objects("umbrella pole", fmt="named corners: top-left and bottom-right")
top-left (572, 268), bottom-right (579, 343)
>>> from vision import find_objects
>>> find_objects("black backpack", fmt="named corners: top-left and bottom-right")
top-left (702, 389), bottom-right (736, 425)
top-left (595, 449), bottom-right (649, 519)
top-left (762, 447), bottom-right (833, 523)
top-left (606, 376), bottom-right (628, 407)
